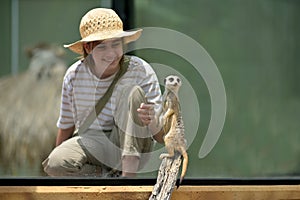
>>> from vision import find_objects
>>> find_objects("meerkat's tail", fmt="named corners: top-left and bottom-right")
top-left (176, 150), bottom-right (188, 189)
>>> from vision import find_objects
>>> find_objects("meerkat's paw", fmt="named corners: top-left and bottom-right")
top-left (159, 153), bottom-right (169, 160)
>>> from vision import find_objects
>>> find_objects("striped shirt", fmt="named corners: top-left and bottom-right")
top-left (57, 55), bottom-right (162, 131)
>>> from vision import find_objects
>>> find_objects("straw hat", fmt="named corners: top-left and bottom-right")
top-left (64, 8), bottom-right (142, 55)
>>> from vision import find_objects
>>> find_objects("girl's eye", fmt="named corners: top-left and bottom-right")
top-left (112, 42), bottom-right (121, 47)
top-left (94, 40), bottom-right (122, 51)
top-left (96, 45), bottom-right (106, 50)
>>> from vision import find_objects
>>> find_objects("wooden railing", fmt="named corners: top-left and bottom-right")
top-left (0, 178), bottom-right (299, 200)
top-left (1, 185), bottom-right (300, 200)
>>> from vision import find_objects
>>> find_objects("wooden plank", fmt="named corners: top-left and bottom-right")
top-left (0, 185), bottom-right (300, 200)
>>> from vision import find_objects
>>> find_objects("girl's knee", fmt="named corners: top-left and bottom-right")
top-left (129, 86), bottom-right (146, 105)
top-left (42, 153), bottom-right (66, 176)
top-left (42, 149), bottom-right (77, 176)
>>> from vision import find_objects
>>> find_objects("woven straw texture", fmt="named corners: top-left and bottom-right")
top-left (64, 8), bottom-right (142, 55)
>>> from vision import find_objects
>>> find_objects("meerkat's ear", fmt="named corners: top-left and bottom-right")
top-left (164, 78), bottom-right (167, 85)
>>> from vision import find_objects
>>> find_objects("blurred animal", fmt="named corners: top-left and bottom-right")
top-left (26, 42), bottom-right (66, 80)
top-left (0, 43), bottom-right (66, 175)
top-left (158, 75), bottom-right (188, 187)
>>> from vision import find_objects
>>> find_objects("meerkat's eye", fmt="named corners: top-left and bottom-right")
top-left (169, 77), bottom-right (174, 82)
top-left (177, 78), bottom-right (180, 83)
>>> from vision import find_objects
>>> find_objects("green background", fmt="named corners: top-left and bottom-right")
top-left (0, 0), bottom-right (299, 178)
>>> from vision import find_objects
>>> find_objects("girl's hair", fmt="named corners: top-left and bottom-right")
top-left (83, 41), bottom-right (102, 58)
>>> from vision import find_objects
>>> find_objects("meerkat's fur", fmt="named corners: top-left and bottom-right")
top-left (158, 75), bottom-right (188, 188)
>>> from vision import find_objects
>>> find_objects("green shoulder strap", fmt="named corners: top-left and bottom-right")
top-left (74, 56), bottom-right (130, 136)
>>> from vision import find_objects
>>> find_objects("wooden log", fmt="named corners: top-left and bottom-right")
top-left (149, 152), bottom-right (182, 200)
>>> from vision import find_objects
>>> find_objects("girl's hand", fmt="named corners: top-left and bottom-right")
top-left (137, 103), bottom-right (155, 126)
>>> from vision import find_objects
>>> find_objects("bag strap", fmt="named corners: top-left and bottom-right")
top-left (74, 56), bottom-right (130, 136)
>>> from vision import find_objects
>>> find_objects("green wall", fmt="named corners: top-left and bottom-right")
top-left (0, 0), bottom-right (11, 76)
top-left (1, 0), bottom-right (300, 178)
top-left (135, 0), bottom-right (300, 177)
top-left (1, 0), bottom-right (103, 76)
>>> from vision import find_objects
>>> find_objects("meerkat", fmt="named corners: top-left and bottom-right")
top-left (158, 75), bottom-right (188, 187)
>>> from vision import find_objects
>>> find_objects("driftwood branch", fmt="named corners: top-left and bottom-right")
top-left (149, 152), bottom-right (182, 200)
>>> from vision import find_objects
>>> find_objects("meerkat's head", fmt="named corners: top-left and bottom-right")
top-left (164, 75), bottom-right (182, 94)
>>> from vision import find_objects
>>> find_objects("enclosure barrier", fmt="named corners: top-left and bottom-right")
top-left (1, 185), bottom-right (300, 200)
top-left (0, 178), bottom-right (299, 200)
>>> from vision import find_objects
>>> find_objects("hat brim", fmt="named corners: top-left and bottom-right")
top-left (64, 29), bottom-right (142, 55)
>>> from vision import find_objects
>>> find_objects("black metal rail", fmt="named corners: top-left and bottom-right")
top-left (0, 177), bottom-right (299, 186)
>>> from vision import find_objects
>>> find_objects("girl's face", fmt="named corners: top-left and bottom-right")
top-left (86, 38), bottom-right (123, 78)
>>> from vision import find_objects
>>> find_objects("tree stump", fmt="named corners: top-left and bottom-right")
top-left (149, 152), bottom-right (182, 200)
